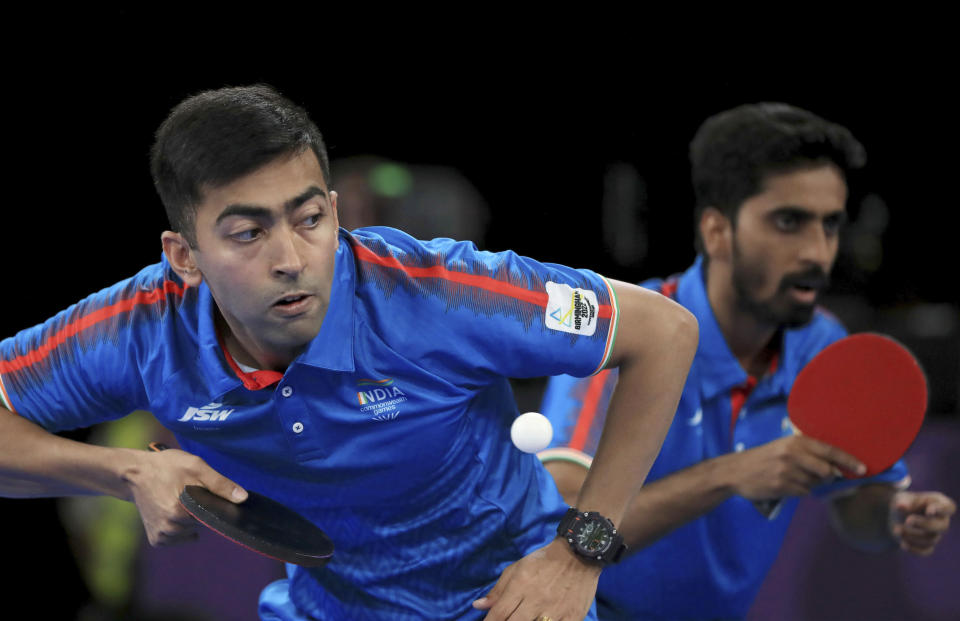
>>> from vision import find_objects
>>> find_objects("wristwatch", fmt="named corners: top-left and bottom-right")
top-left (556, 507), bottom-right (627, 565)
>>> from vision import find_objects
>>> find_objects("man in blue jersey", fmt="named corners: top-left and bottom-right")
top-left (539, 103), bottom-right (955, 620)
top-left (0, 85), bottom-right (698, 620)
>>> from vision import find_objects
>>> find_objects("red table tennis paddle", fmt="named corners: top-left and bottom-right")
top-left (149, 442), bottom-right (334, 566)
top-left (754, 333), bottom-right (927, 517)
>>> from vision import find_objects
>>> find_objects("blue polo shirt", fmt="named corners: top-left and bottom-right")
top-left (1, 226), bottom-right (619, 620)
top-left (540, 256), bottom-right (909, 621)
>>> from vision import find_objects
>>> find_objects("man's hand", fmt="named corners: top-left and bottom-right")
top-left (123, 447), bottom-right (247, 546)
top-left (472, 538), bottom-right (600, 620)
top-left (725, 435), bottom-right (866, 500)
top-left (890, 490), bottom-right (955, 556)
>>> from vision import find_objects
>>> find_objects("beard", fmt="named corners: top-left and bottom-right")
top-left (731, 241), bottom-right (830, 329)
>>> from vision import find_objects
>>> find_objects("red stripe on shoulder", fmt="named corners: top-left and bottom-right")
top-left (353, 242), bottom-right (550, 308)
top-left (353, 241), bottom-right (615, 318)
top-left (0, 280), bottom-right (187, 374)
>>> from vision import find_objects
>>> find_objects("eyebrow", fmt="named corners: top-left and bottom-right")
top-left (770, 206), bottom-right (846, 220)
top-left (215, 186), bottom-right (328, 225)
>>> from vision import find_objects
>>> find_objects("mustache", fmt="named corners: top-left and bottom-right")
top-left (778, 266), bottom-right (830, 292)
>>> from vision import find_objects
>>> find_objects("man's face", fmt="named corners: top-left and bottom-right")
top-left (728, 165), bottom-right (848, 328)
top-left (188, 150), bottom-right (340, 361)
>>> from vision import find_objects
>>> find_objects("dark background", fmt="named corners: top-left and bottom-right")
top-left (2, 17), bottom-right (957, 620)
top-left (6, 39), bottom-right (957, 413)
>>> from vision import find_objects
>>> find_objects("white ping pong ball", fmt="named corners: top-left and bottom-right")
top-left (511, 411), bottom-right (553, 453)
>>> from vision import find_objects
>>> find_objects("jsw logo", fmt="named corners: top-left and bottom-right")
top-left (179, 402), bottom-right (234, 422)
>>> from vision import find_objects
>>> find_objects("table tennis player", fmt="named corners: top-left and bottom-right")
top-left (0, 84), bottom-right (698, 620)
top-left (539, 102), bottom-right (955, 620)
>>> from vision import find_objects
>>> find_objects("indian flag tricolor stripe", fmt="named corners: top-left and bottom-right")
top-left (590, 276), bottom-right (619, 376)
top-left (357, 378), bottom-right (395, 387)
top-left (0, 375), bottom-right (14, 413)
top-left (537, 446), bottom-right (593, 470)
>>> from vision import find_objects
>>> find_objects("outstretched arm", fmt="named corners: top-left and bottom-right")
top-left (829, 484), bottom-right (955, 555)
top-left (0, 406), bottom-right (247, 546)
top-left (474, 279), bottom-right (698, 620)
top-left (547, 434), bottom-right (867, 550)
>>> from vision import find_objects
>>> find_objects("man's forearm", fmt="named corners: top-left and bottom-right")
top-left (0, 406), bottom-right (140, 500)
top-left (618, 454), bottom-right (739, 549)
top-left (828, 483), bottom-right (899, 551)
top-left (550, 453), bottom-right (739, 550)
top-left (575, 280), bottom-right (698, 525)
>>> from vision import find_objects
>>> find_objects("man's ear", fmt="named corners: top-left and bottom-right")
top-left (699, 207), bottom-right (733, 263)
top-left (161, 231), bottom-right (203, 287)
top-left (330, 190), bottom-right (340, 249)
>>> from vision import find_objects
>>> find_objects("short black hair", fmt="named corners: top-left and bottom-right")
top-left (150, 84), bottom-right (330, 246)
top-left (690, 102), bottom-right (866, 252)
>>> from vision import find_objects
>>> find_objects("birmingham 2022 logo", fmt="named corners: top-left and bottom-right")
top-left (545, 282), bottom-right (599, 336)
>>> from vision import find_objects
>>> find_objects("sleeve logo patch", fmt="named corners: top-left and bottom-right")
top-left (545, 282), bottom-right (599, 336)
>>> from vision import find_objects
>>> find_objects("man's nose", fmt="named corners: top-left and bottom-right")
top-left (798, 225), bottom-right (837, 269)
top-left (271, 229), bottom-right (306, 278)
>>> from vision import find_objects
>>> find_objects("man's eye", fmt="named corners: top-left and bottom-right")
top-left (301, 213), bottom-right (321, 227)
top-left (823, 216), bottom-right (845, 236)
top-left (774, 212), bottom-right (800, 232)
top-left (230, 229), bottom-right (262, 242)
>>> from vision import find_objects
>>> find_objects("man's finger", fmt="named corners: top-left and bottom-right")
top-left (790, 451), bottom-right (838, 482)
top-left (472, 566), bottom-right (512, 612)
top-left (894, 491), bottom-right (926, 513)
top-left (198, 473), bottom-right (248, 504)
top-left (803, 438), bottom-right (866, 475)
top-left (482, 594), bottom-right (523, 621)
top-left (923, 495), bottom-right (957, 517)
top-left (150, 522), bottom-right (200, 547)
top-left (903, 514), bottom-right (950, 536)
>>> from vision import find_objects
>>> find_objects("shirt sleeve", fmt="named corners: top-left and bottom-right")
top-left (0, 264), bottom-right (177, 432)
top-left (812, 458), bottom-right (911, 498)
top-left (349, 227), bottom-right (621, 389)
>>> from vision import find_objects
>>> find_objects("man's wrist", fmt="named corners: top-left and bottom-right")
top-left (556, 507), bottom-right (627, 566)
top-left (708, 451), bottom-right (742, 497)
top-left (547, 537), bottom-right (604, 575)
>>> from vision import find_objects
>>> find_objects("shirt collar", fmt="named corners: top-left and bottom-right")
top-left (196, 280), bottom-right (246, 399)
top-left (679, 255), bottom-right (791, 401)
top-left (297, 231), bottom-right (356, 373)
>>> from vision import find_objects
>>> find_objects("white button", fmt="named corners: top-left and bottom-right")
top-left (739, 408), bottom-right (748, 419)
top-left (281, 386), bottom-right (294, 397)
top-left (735, 442), bottom-right (745, 452)
top-left (292, 422), bottom-right (304, 433)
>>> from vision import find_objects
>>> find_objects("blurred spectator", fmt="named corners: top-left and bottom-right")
top-left (332, 155), bottom-right (490, 244)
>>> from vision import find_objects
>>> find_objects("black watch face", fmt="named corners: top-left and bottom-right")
top-left (576, 518), bottom-right (612, 555)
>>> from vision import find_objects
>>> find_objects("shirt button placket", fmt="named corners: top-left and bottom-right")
top-left (279, 384), bottom-right (302, 435)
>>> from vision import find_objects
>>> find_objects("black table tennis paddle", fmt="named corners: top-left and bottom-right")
top-left (149, 442), bottom-right (334, 566)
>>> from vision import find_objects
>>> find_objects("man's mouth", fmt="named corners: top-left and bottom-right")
top-left (781, 271), bottom-right (829, 296)
top-left (271, 293), bottom-right (314, 316)
top-left (274, 294), bottom-right (310, 307)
